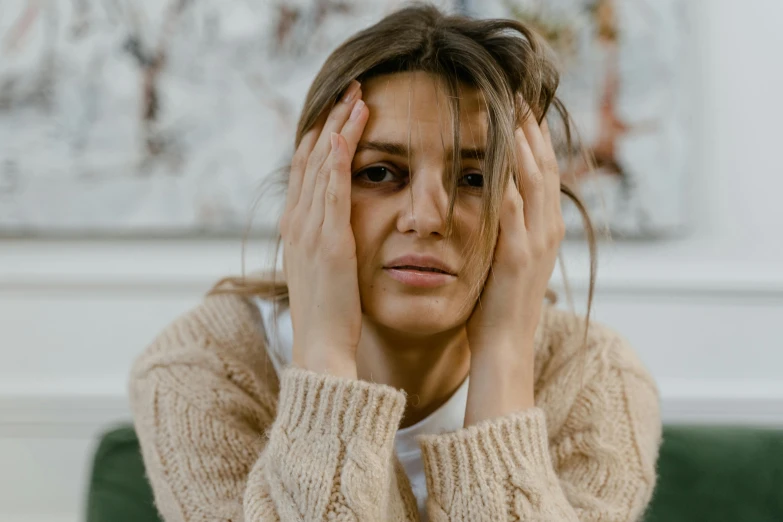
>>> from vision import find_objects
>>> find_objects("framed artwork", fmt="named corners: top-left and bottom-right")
top-left (465, 0), bottom-right (691, 237)
top-left (1, 0), bottom-right (687, 238)
top-left (0, 0), bottom-right (452, 236)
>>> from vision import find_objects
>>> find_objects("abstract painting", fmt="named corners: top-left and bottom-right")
top-left (0, 0), bottom-right (452, 236)
top-left (467, 0), bottom-right (691, 237)
top-left (1, 0), bottom-right (687, 237)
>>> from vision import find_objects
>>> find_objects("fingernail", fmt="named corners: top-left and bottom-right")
top-left (342, 80), bottom-right (361, 103)
top-left (330, 132), bottom-right (339, 151)
top-left (349, 99), bottom-right (365, 121)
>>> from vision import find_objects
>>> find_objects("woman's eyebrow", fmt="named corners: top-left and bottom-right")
top-left (356, 140), bottom-right (485, 160)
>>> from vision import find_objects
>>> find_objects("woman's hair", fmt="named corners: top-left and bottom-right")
top-left (212, 3), bottom-right (597, 330)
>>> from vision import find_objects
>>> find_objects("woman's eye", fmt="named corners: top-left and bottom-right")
top-left (460, 172), bottom-right (484, 188)
top-left (355, 166), bottom-right (397, 183)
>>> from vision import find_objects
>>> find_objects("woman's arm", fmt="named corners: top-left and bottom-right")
top-left (420, 102), bottom-right (658, 520)
top-left (130, 296), bottom-right (412, 521)
top-left (130, 80), bottom-right (402, 521)
top-left (245, 367), bottom-right (407, 520)
top-left (419, 331), bottom-right (661, 521)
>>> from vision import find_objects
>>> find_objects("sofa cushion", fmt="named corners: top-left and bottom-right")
top-left (86, 424), bottom-right (162, 522)
top-left (646, 425), bottom-right (783, 522)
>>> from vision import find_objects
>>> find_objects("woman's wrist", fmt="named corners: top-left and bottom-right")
top-left (465, 340), bottom-right (535, 427)
top-left (294, 345), bottom-right (358, 380)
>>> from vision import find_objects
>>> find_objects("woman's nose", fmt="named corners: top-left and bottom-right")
top-left (396, 170), bottom-right (449, 238)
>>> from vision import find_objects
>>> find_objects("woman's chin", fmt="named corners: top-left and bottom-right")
top-left (362, 295), bottom-right (465, 336)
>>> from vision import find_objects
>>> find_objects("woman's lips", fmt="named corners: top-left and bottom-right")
top-left (383, 267), bottom-right (457, 288)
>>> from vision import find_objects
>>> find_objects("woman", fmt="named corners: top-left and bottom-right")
top-left (130, 5), bottom-right (661, 521)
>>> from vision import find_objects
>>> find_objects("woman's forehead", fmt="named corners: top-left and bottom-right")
top-left (361, 71), bottom-right (488, 147)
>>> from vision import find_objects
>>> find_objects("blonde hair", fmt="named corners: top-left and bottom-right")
top-left (211, 3), bottom-right (597, 331)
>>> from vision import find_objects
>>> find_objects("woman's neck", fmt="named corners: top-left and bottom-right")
top-left (356, 320), bottom-right (471, 429)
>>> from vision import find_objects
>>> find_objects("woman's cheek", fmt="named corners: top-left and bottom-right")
top-left (453, 200), bottom-right (482, 243)
top-left (350, 199), bottom-right (386, 312)
top-left (350, 200), bottom-right (377, 268)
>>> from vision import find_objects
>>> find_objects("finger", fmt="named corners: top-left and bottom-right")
top-left (540, 118), bottom-right (563, 217)
top-left (316, 100), bottom-right (368, 233)
top-left (498, 173), bottom-right (528, 256)
top-left (520, 104), bottom-right (553, 211)
top-left (323, 132), bottom-right (352, 231)
top-left (339, 98), bottom-right (368, 158)
top-left (299, 80), bottom-right (362, 210)
top-left (540, 115), bottom-right (552, 144)
top-left (515, 125), bottom-right (545, 231)
top-left (309, 132), bottom-right (339, 230)
top-left (285, 124), bottom-right (321, 213)
top-left (520, 103), bottom-right (548, 168)
top-left (520, 101), bottom-right (561, 224)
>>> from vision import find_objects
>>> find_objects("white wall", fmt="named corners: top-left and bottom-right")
top-left (2, 1), bottom-right (783, 521)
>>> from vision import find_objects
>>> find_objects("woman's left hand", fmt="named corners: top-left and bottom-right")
top-left (463, 107), bottom-right (565, 426)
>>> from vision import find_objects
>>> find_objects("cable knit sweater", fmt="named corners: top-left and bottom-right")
top-left (129, 289), bottom-right (661, 521)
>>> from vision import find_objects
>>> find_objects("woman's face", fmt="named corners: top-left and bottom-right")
top-left (350, 71), bottom-right (489, 335)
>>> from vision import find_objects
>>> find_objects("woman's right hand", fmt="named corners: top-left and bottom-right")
top-left (280, 80), bottom-right (369, 378)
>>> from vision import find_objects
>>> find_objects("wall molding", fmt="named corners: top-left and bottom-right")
top-left (0, 392), bottom-right (130, 438)
top-left (661, 395), bottom-right (783, 426)
top-left (4, 239), bottom-right (783, 298)
top-left (2, 381), bottom-right (782, 437)
top-left (8, 516), bottom-right (77, 522)
top-left (659, 380), bottom-right (783, 426)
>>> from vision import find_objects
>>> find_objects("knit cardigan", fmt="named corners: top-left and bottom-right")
top-left (129, 290), bottom-right (661, 521)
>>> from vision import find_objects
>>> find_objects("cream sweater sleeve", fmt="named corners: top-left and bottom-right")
top-left (419, 333), bottom-right (661, 522)
top-left (244, 367), bottom-right (407, 520)
top-left (129, 295), bottom-right (413, 521)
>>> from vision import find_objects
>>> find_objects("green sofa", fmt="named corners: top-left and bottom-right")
top-left (85, 424), bottom-right (783, 522)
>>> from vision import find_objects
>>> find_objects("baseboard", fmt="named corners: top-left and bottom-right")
top-left (661, 396), bottom-right (783, 428)
top-left (0, 389), bottom-right (130, 438)
top-left (1, 381), bottom-right (782, 437)
top-left (3, 515), bottom-right (77, 522)
top-left (663, 395), bottom-right (783, 426)
top-left (660, 383), bottom-right (783, 426)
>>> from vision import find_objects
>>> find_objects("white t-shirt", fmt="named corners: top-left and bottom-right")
top-left (255, 298), bottom-right (468, 521)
